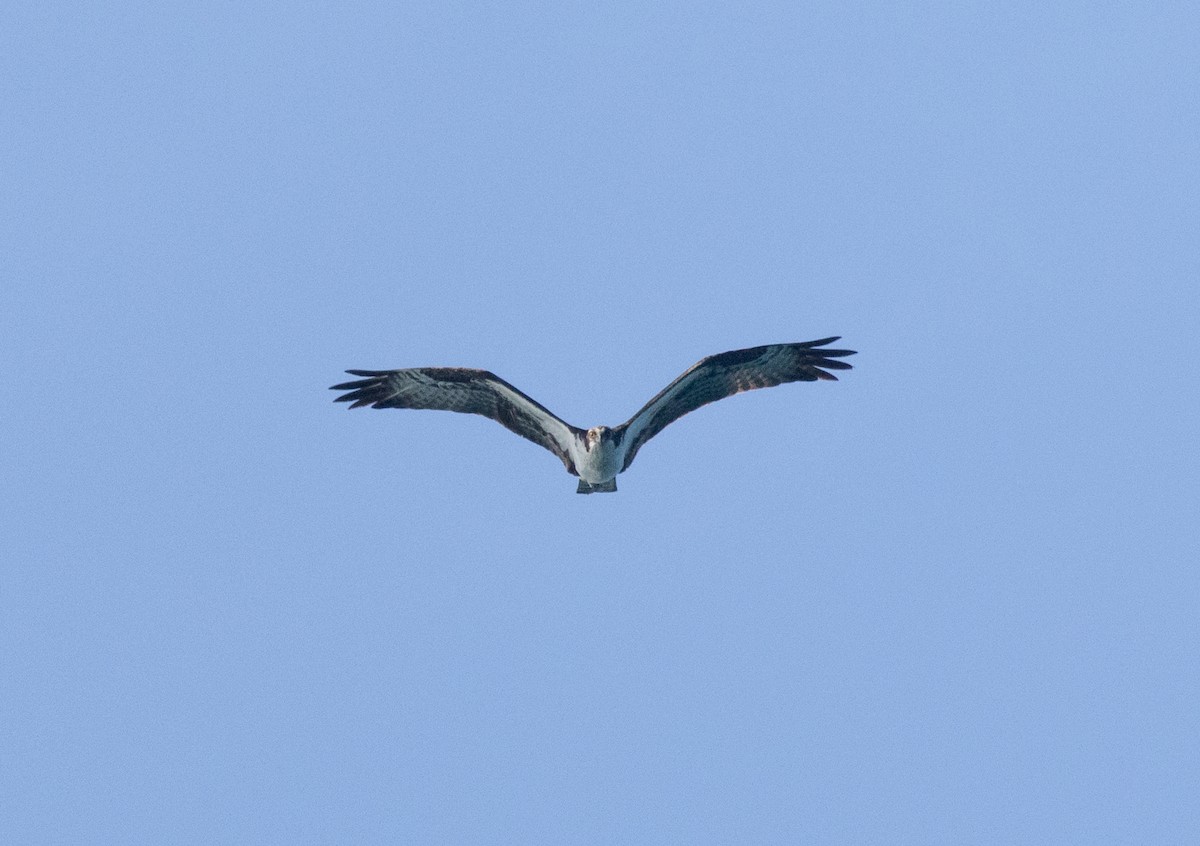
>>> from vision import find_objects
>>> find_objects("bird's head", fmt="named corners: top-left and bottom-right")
top-left (585, 426), bottom-right (610, 450)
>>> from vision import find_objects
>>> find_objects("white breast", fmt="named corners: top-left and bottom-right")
top-left (572, 437), bottom-right (624, 483)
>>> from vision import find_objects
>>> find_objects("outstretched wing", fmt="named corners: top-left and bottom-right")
top-left (330, 368), bottom-right (584, 474)
top-left (613, 337), bottom-right (856, 471)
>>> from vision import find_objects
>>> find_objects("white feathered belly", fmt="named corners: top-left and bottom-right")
top-left (575, 441), bottom-right (623, 483)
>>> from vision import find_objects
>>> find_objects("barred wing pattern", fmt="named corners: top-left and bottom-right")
top-left (330, 368), bottom-right (583, 474)
top-left (614, 337), bottom-right (856, 471)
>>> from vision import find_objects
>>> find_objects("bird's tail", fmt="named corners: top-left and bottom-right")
top-left (577, 479), bottom-right (618, 494)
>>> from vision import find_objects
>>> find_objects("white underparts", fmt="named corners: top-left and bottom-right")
top-left (572, 433), bottom-right (625, 483)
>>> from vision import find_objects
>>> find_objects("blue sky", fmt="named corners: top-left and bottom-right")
top-left (3, 2), bottom-right (1198, 842)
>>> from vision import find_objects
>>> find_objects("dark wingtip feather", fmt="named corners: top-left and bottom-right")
top-left (798, 337), bottom-right (855, 360)
top-left (330, 378), bottom-right (377, 391)
top-left (331, 370), bottom-right (389, 407)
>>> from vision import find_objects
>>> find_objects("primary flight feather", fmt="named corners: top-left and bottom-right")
top-left (330, 337), bottom-right (856, 493)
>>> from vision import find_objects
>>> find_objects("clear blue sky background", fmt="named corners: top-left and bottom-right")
top-left (4, 2), bottom-right (1198, 843)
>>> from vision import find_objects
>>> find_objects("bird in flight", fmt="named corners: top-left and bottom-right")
top-left (331, 337), bottom-right (856, 493)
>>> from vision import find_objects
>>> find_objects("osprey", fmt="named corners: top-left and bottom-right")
top-left (331, 337), bottom-right (855, 494)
